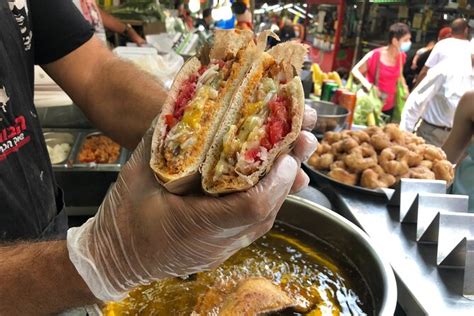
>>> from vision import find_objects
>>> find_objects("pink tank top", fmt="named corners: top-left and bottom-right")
top-left (366, 48), bottom-right (406, 111)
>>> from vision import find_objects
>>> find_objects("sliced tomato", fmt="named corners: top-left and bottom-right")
top-left (244, 147), bottom-right (260, 161)
top-left (268, 120), bottom-right (290, 145)
top-left (263, 95), bottom-right (292, 147)
top-left (164, 114), bottom-right (176, 129)
top-left (174, 78), bottom-right (198, 120)
top-left (260, 135), bottom-right (272, 150)
top-left (198, 66), bottom-right (208, 75)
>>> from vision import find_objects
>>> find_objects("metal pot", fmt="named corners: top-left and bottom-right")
top-left (305, 99), bottom-right (349, 135)
top-left (70, 196), bottom-right (397, 316)
top-left (279, 196), bottom-right (397, 315)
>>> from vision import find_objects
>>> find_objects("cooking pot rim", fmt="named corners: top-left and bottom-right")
top-left (284, 195), bottom-right (397, 316)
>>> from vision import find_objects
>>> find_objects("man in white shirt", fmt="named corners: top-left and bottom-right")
top-left (415, 19), bottom-right (471, 85)
top-left (400, 19), bottom-right (473, 146)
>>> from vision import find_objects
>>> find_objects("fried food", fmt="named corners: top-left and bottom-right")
top-left (350, 130), bottom-right (370, 144)
top-left (344, 143), bottom-right (377, 172)
top-left (379, 146), bottom-right (410, 176)
top-left (405, 166), bottom-right (435, 180)
top-left (341, 137), bottom-right (359, 152)
top-left (370, 133), bottom-right (392, 151)
top-left (330, 140), bottom-right (346, 155)
top-left (330, 160), bottom-right (346, 170)
top-left (219, 278), bottom-right (295, 315)
top-left (315, 142), bottom-right (332, 155)
top-left (384, 123), bottom-right (405, 145)
top-left (365, 126), bottom-right (383, 136)
top-left (308, 124), bottom-right (453, 189)
top-left (432, 160), bottom-right (454, 183)
top-left (404, 133), bottom-right (425, 146)
top-left (361, 166), bottom-right (396, 189)
top-left (323, 131), bottom-right (342, 144)
top-left (78, 135), bottom-right (121, 164)
top-left (308, 153), bottom-right (334, 170)
top-left (328, 168), bottom-right (358, 186)
top-left (420, 144), bottom-right (447, 161)
top-left (419, 160), bottom-right (433, 169)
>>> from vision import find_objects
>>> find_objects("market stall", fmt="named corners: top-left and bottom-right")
top-left (27, 2), bottom-right (474, 315)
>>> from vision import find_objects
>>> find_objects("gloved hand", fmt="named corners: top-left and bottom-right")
top-left (67, 107), bottom-right (317, 302)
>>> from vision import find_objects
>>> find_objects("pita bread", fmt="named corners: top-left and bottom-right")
top-left (201, 42), bottom-right (307, 195)
top-left (150, 30), bottom-right (256, 194)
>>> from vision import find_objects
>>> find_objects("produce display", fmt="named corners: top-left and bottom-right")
top-left (78, 135), bottom-right (121, 164)
top-left (311, 63), bottom-right (342, 96)
top-left (47, 143), bottom-right (71, 164)
top-left (308, 124), bottom-right (454, 189)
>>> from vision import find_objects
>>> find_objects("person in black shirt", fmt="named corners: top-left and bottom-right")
top-left (195, 7), bottom-right (213, 31)
top-left (0, 0), bottom-right (318, 313)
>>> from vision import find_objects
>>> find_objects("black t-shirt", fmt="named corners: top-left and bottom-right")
top-left (0, 0), bottom-right (93, 241)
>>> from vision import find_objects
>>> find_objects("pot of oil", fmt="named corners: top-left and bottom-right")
top-left (99, 195), bottom-right (396, 315)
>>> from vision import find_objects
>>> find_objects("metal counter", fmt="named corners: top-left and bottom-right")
top-left (305, 168), bottom-right (474, 315)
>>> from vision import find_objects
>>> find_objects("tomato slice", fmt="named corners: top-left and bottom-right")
top-left (269, 120), bottom-right (290, 145)
top-left (245, 147), bottom-right (260, 161)
top-left (261, 95), bottom-right (292, 148)
top-left (164, 114), bottom-right (176, 129)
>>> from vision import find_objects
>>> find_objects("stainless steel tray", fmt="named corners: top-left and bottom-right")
top-left (43, 131), bottom-right (78, 167)
top-left (43, 128), bottom-right (128, 172)
top-left (71, 131), bottom-right (128, 171)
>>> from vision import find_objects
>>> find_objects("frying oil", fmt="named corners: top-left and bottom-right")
top-left (104, 223), bottom-right (373, 315)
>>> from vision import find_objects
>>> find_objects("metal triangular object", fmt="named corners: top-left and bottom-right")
top-left (437, 212), bottom-right (474, 266)
top-left (411, 193), bottom-right (469, 241)
top-left (393, 179), bottom-right (447, 222)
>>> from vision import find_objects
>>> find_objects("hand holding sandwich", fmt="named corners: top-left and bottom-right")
top-left (67, 111), bottom-right (317, 302)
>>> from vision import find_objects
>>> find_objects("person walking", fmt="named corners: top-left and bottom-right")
top-left (351, 23), bottom-right (411, 118)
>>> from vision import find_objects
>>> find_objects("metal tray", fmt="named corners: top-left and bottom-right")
top-left (71, 131), bottom-right (128, 171)
top-left (43, 131), bottom-right (79, 167)
top-left (303, 162), bottom-right (394, 198)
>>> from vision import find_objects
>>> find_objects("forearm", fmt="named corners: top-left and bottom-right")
top-left (44, 37), bottom-right (167, 150)
top-left (99, 8), bottom-right (126, 34)
top-left (351, 68), bottom-right (371, 90)
top-left (414, 66), bottom-right (428, 88)
top-left (82, 57), bottom-right (166, 149)
top-left (0, 241), bottom-right (98, 315)
top-left (442, 92), bottom-right (474, 164)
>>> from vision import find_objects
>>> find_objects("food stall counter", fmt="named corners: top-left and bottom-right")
top-left (307, 170), bottom-right (474, 315)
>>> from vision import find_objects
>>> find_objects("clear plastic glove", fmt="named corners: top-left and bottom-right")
top-left (67, 108), bottom-right (317, 302)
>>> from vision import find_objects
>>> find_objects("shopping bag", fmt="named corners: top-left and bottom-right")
top-left (392, 78), bottom-right (407, 123)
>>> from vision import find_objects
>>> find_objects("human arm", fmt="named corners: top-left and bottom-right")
top-left (414, 65), bottom-right (429, 88)
top-left (411, 53), bottom-right (420, 70)
top-left (1, 110), bottom-right (317, 313)
top-left (400, 67), bottom-right (444, 131)
top-left (351, 51), bottom-right (373, 91)
top-left (98, 7), bottom-right (146, 45)
top-left (0, 241), bottom-right (98, 315)
top-left (442, 90), bottom-right (474, 164)
top-left (42, 36), bottom-right (167, 150)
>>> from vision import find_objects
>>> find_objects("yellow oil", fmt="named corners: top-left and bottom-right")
top-left (104, 223), bottom-right (373, 315)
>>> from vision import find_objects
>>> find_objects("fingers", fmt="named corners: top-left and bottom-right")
top-left (290, 169), bottom-right (310, 194)
top-left (213, 155), bottom-right (298, 225)
top-left (292, 131), bottom-right (318, 164)
top-left (302, 104), bottom-right (317, 131)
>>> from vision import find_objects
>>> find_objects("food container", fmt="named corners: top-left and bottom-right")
top-left (277, 196), bottom-right (397, 315)
top-left (43, 132), bottom-right (77, 166)
top-left (306, 99), bottom-right (349, 136)
top-left (72, 132), bottom-right (128, 171)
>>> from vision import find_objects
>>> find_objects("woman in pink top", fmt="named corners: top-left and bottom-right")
top-left (352, 23), bottom-right (411, 116)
